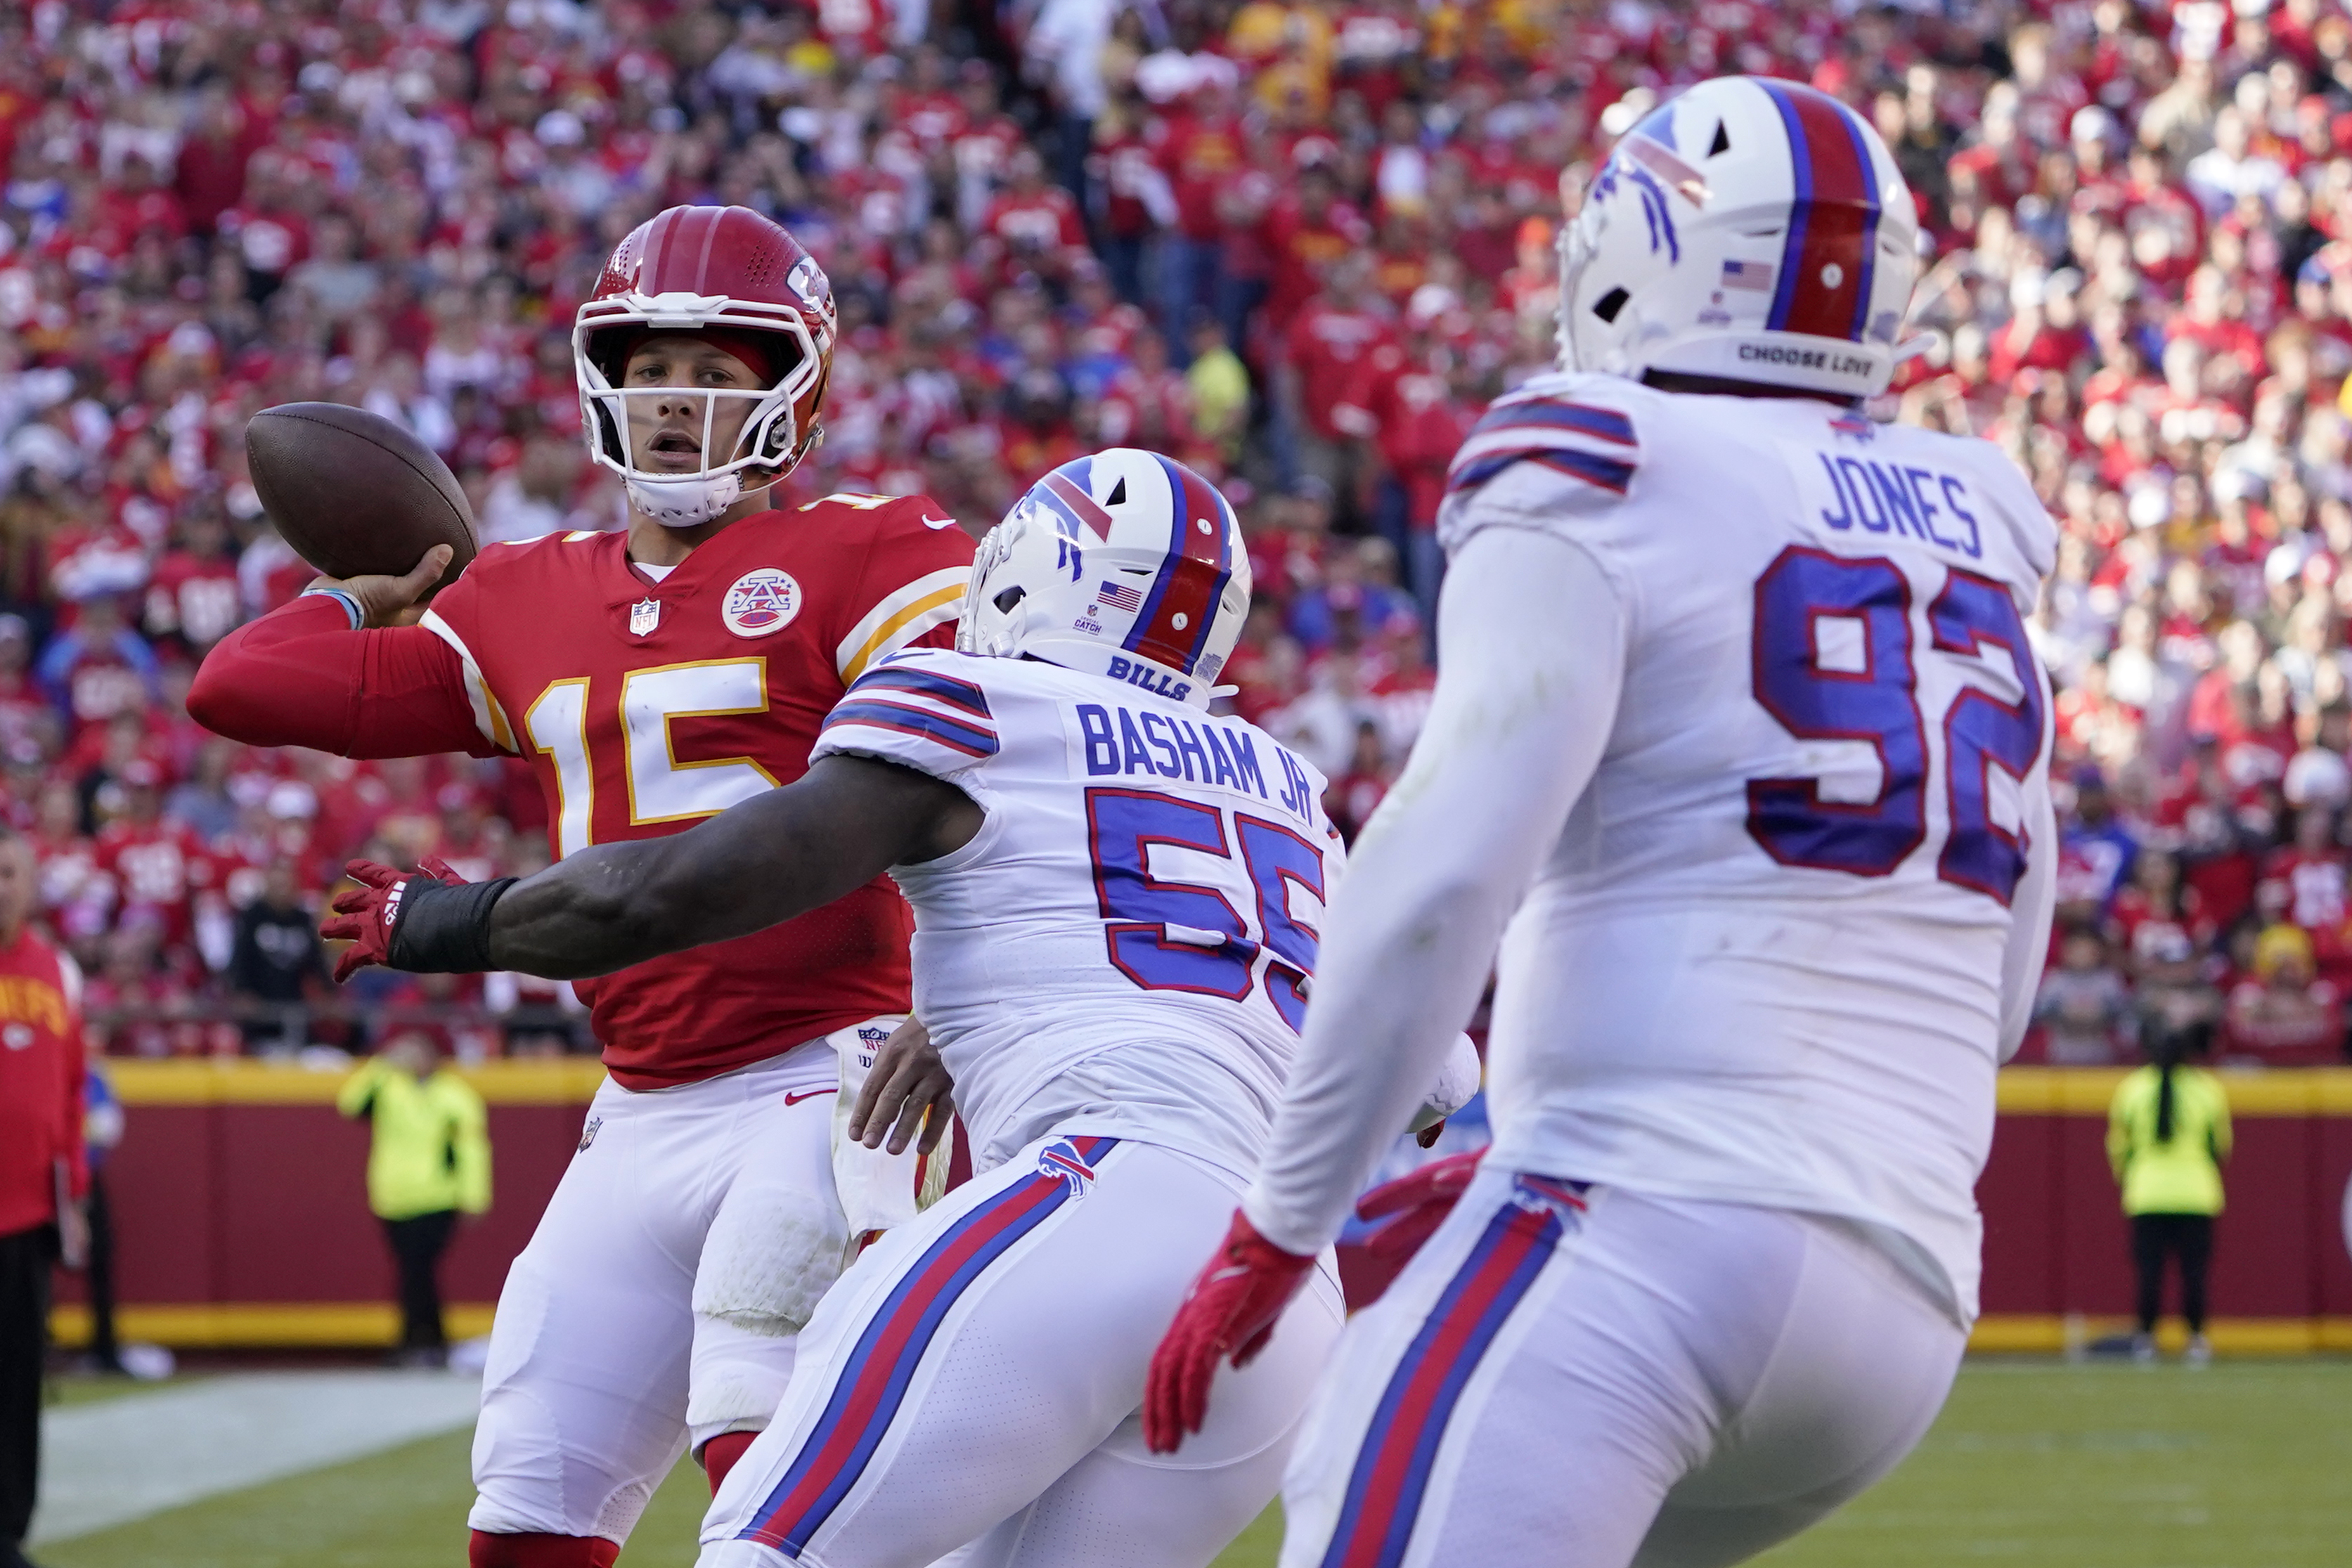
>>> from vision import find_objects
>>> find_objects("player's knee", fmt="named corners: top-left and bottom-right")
top-left (692, 1186), bottom-right (850, 1338)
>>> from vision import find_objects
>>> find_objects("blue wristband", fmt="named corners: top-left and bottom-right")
top-left (301, 587), bottom-right (365, 630)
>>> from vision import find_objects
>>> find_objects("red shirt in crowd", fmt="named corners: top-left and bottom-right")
top-left (0, 922), bottom-right (85, 1237)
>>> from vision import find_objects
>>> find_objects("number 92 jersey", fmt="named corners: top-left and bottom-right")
top-left (809, 647), bottom-right (1340, 1181)
top-left (1440, 371), bottom-right (2058, 1321)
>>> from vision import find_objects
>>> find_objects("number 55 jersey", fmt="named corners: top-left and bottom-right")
top-left (810, 647), bottom-right (1348, 1181)
top-left (1441, 373), bottom-right (2058, 1322)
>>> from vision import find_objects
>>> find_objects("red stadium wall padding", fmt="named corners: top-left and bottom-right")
top-left (45, 1065), bottom-right (2352, 1346)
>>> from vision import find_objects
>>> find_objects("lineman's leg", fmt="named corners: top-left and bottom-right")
top-left (957, 1280), bottom-right (1341, 1568)
top-left (699, 1134), bottom-right (1339, 1568)
top-left (470, 1078), bottom-right (724, 1549)
top-left (1278, 1174), bottom-right (1963, 1568)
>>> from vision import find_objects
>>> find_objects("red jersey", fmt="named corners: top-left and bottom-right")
top-left (420, 497), bottom-right (974, 1087)
top-left (146, 550), bottom-right (246, 649)
top-left (1285, 304), bottom-right (1400, 440)
top-left (0, 926), bottom-right (84, 1236)
top-left (96, 818), bottom-right (224, 953)
top-left (195, 496), bottom-right (975, 1089)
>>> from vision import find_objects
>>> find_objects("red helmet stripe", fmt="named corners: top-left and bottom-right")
top-left (640, 207), bottom-right (678, 292)
top-left (690, 206), bottom-right (723, 293)
top-left (1041, 469), bottom-right (1113, 533)
top-left (1124, 457), bottom-right (1233, 672)
top-left (1761, 82), bottom-right (1880, 343)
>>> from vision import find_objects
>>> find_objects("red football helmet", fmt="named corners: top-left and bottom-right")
top-left (574, 205), bottom-right (837, 526)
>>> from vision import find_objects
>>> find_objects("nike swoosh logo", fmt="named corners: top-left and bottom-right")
top-left (920, 516), bottom-right (961, 530)
top-left (784, 1089), bottom-right (836, 1106)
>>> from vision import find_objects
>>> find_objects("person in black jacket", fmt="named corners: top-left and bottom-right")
top-left (228, 862), bottom-right (327, 1051)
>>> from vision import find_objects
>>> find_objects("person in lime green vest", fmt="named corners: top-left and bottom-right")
top-left (337, 1028), bottom-right (491, 1366)
top-left (2107, 1023), bottom-right (2230, 1366)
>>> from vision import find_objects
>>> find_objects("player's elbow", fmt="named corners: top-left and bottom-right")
top-left (185, 648), bottom-right (258, 740)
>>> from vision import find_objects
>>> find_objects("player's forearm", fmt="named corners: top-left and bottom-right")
top-left (1997, 780), bottom-right (2059, 1063)
top-left (1245, 529), bottom-right (1628, 1254)
top-left (483, 802), bottom-right (849, 976)
top-left (188, 595), bottom-right (367, 749)
top-left (189, 595), bottom-right (483, 758)
top-left (480, 755), bottom-right (956, 978)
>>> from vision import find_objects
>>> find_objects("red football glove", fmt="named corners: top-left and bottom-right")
top-left (1144, 1210), bottom-right (1316, 1454)
top-left (1354, 1149), bottom-right (1487, 1275)
top-left (322, 856), bottom-right (465, 982)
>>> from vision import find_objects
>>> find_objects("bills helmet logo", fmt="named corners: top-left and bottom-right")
top-left (1035, 1138), bottom-right (1099, 1199)
top-left (723, 568), bottom-right (802, 637)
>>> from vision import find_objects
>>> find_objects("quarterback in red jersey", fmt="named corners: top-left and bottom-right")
top-left (188, 207), bottom-right (971, 1568)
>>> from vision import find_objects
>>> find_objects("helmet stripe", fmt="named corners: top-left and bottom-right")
top-left (1124, 457), bottom-right (1233, 672)
top-left (1759, 82), bottom-right (1880, 343)
top-left (1041, 468), bottom-right (1113, 533)
top-left (690, 206), bottom-right (723, 293)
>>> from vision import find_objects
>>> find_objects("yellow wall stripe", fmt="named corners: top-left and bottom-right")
top-left (97, 1063), bottom-right (2352, 1113)
top-left (49, 1302), bottom-right (498, 1348)
top-left (106, 1058), bottom-right (607, 1106)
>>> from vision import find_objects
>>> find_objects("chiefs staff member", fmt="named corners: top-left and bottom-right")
top-left (0, 825), bottom-right (86, 1568)
top-left (189, 207), bottom-right (972, 1568)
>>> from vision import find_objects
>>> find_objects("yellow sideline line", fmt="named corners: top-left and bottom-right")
top-left (105, 1058), bottom-right (608, 1106)
top-left (1967, 1315), bottom-right (2352, 1354)
top-left (102, 1063), bottom-right (2352, 1113)
top-left (48, 1302), bottom-right (499, 1348)
top-left (46, 1303), bottom-right (2352, 1354)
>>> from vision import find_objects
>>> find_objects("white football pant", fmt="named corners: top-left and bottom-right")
top-left (470, 1028), bottom-right (884, 1544)
top-left (697, 1132), bottom-right (1347, 1568)
top-left (1278, 1169), bottom-right (1967, 1568)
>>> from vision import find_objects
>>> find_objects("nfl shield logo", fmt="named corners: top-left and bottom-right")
top-left (630, 599), bottom-right (661, 636)
top-left (723, 568), bottom-right (803, 638)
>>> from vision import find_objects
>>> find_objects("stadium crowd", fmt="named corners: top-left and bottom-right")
top-left (2, 0), bottom-right (2351, 1064)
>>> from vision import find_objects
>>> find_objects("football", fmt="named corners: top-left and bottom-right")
top-left (245, 402), bottom-right (477, 595)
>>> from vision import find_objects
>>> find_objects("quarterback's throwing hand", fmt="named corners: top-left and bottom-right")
top-left (1143, 1210), bottom-right (1316, 1454)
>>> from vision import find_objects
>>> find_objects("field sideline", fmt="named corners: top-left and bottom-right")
top-left (34, 1359), bottom-right (2351, 1567)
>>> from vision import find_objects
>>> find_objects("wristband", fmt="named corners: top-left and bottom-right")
top-left (387, 875), bottom-right (518, 973)
top-left (301, 587), bottom-right (366, 630)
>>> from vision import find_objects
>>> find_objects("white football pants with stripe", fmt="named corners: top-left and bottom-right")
top-left (1277, 1167), bottom-right (1967, 1568)
top-left (697, 1131), bottom-right (1347, 1568)
top-left (470, 1027), bottom-right (924, 1546)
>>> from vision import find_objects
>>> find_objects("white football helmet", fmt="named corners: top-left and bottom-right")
top-left (957, 450), bottom-right (1251, 710)
top-left (1559, 77), bottom-right (1920, 401)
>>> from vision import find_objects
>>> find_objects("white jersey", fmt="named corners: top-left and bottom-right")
top-left (809, 648), bottom-right (1345, 1179)
top-left (1436, 372), bottom-right (2057, 1318)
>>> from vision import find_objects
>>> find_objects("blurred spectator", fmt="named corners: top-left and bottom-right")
top-left (77, 1054), bottom-right (122, 1376)
top-left (2222, 922), bottom-right (2346, 1064)
top-left (2108, 1021), bottom-right (2230, 1364)
top-left (2034, 925), bottom-right (2134, 1065)
top-left (336, 1028), bottom-right (490, 1369)
top-left (228, 862), bottom-right (326, 1054)
top-left (0, 825), bottom-right (86, 1566)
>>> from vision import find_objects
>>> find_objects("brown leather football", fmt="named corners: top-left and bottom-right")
top-left (244, 403), bottom-right (477, 595)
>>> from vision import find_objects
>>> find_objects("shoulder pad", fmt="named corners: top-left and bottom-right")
top-left (790, 491), bottom-right (962, 537)
top-left (1445, 377), bottom-right (1640, 507)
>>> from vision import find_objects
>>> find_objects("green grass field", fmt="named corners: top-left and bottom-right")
top-left (35, 1360), bottom-right (2352, 1568)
